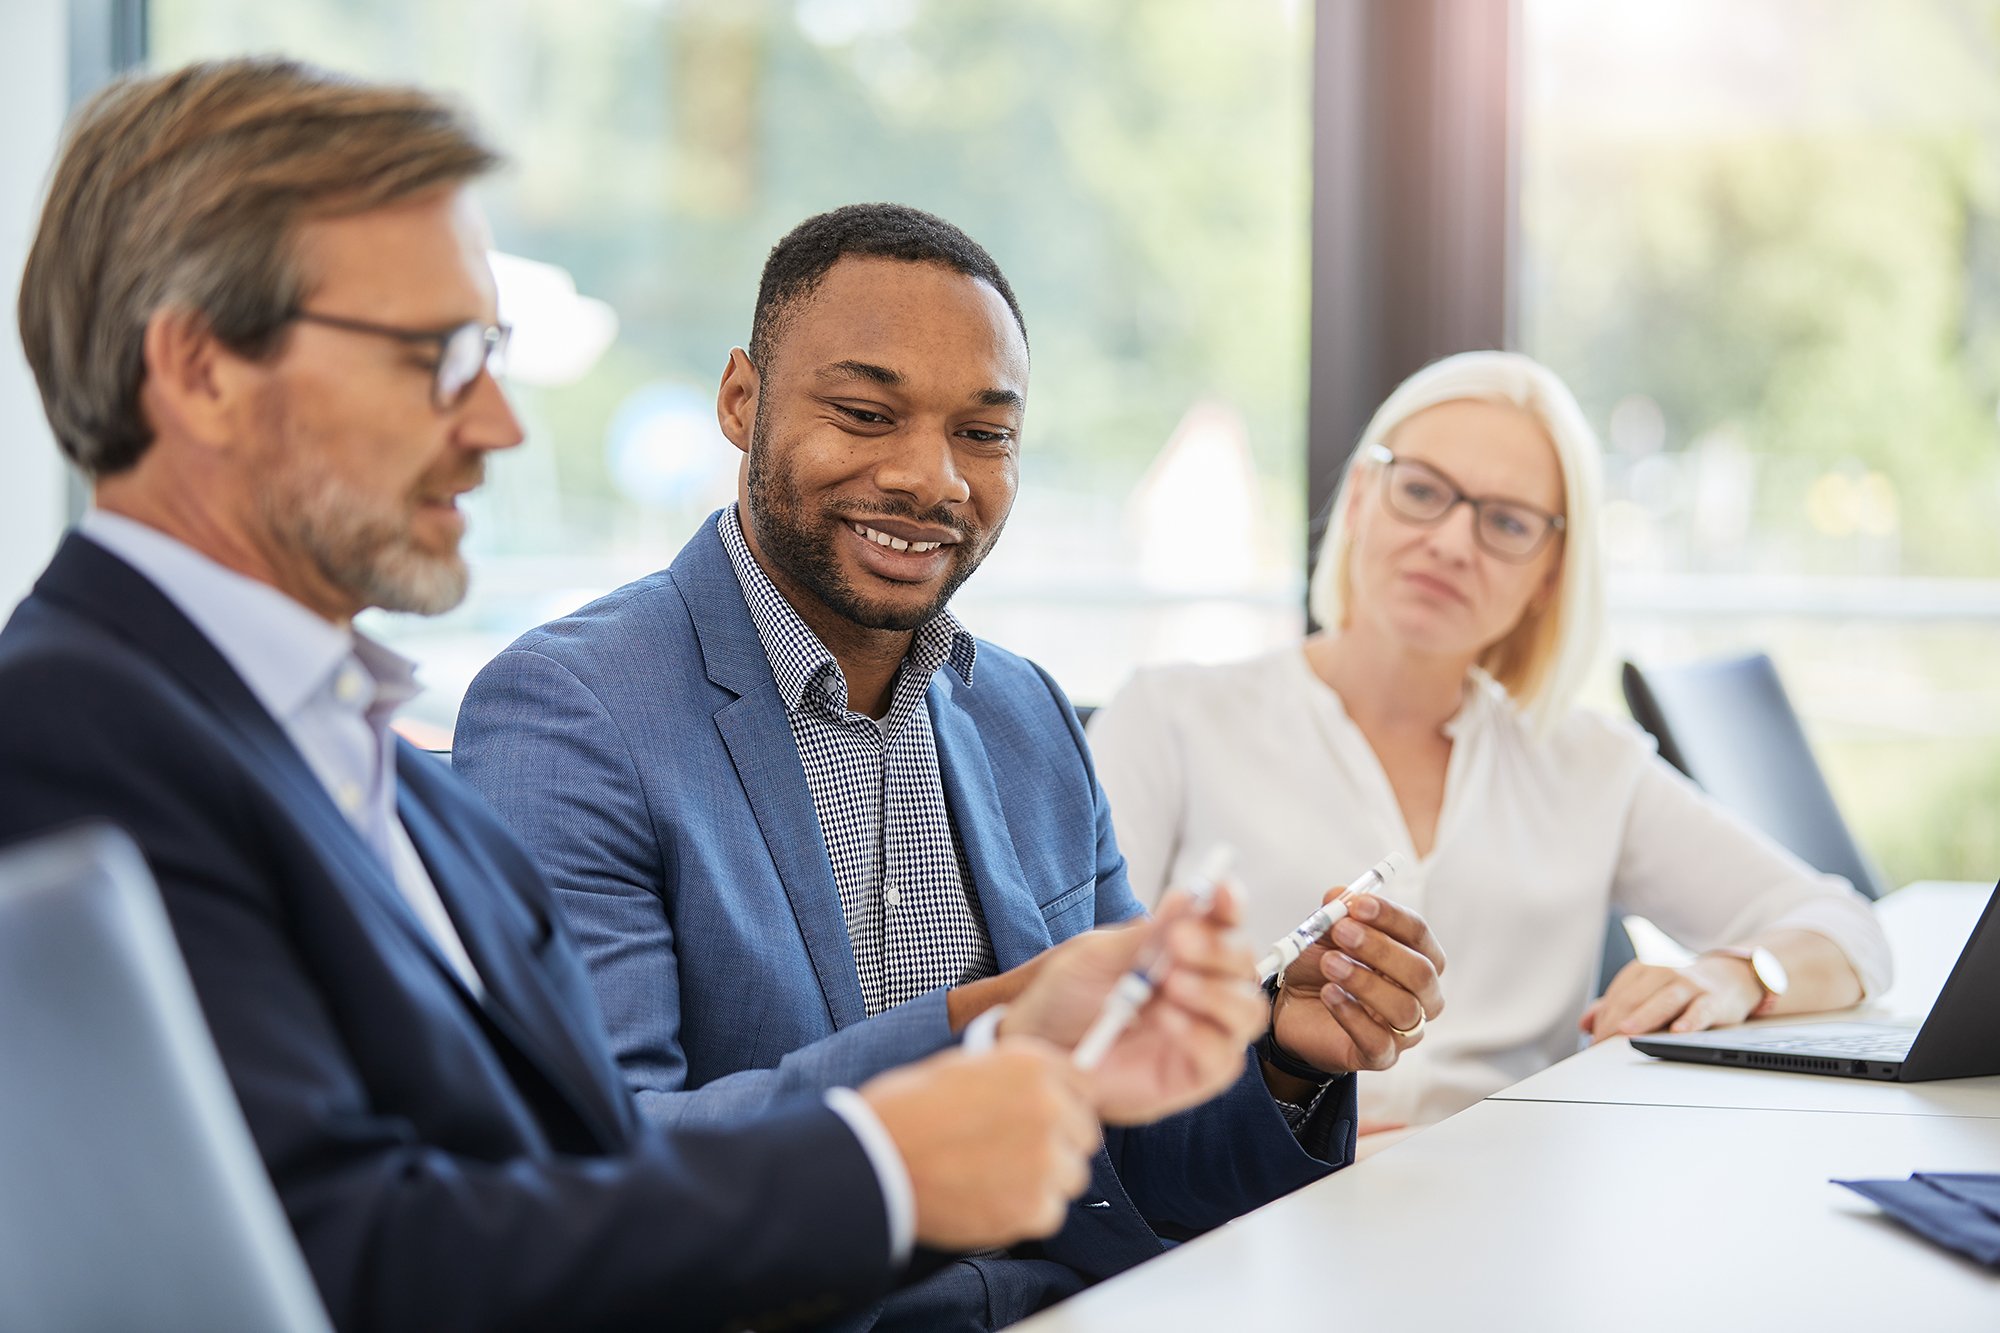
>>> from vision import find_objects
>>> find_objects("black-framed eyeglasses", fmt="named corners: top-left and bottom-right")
top-left (1363, 443), bottom-right (1566, 562)
top-left (288, 310), bottom-right (512, 410)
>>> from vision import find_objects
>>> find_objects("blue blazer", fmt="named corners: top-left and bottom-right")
top-left (0, 534), bottom-right (899, 1333)
top-left (456, 513), bottom-right (1354, 1325)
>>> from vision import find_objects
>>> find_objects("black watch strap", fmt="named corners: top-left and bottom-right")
top-left (1257, 1025), bottom-right (1336, 1084)
top-left (1259, 976), bottom-right (1339, 1084)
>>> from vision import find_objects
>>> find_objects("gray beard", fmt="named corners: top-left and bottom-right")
top-left (256, 449), bottom-right (470, 617)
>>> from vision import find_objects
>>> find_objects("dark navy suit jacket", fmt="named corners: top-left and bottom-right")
top-left (455, 513), bottom-right (1356, 1329)
top-left (0, 534), bottom-right (901, 1333)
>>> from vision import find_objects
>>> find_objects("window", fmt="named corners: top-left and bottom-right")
top-left (151, 0), bottom-right (1313, 735)
top-left (1522, 0), bottom-right (2000, 881)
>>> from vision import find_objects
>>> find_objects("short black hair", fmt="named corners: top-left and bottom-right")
top-left (747, 202), bottom-right (1028, 370)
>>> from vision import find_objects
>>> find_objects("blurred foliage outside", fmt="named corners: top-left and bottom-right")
top-left (152, 0), bottom-right (2000, 881)
top-left (1524, 0), bottom-right (2000, 882)
top-left (152, 0), bottom-right (1313, 709)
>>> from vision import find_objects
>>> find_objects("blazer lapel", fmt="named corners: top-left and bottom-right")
top-left (713, 695), bottom-right (870, 1029)
top-left (929, 679), bottom-right (1052, 972)
top-left (231, 712), bottom-right (485, 1001)
top-left (673, 519), bottom-right (870, 1030)
top-left (395, 761), bottom-right (631, 1147)
top-left (40, 534), bottom-right (630, 1148)
top-left (33, 536), bottom-right (480, 998)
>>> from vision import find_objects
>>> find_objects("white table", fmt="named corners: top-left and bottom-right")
top-left (1491, 1034), bottom-right (2000, 1121)
top-left (1016, 882), bottom-right (2000, 1331)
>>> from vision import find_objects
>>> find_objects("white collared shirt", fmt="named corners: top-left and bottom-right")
top-left (1088, 645), bottom-right (1894, 1127)
top-left (79, 509), bottom-right (485, 997)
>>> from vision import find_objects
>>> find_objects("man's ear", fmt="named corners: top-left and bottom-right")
top-left (716, 347), bottom-right (760, 455)
top-left (137, 306), bottom-right (250, 452)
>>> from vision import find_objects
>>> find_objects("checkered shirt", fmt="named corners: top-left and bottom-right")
top-left (720, 505), bottom-right (997, 1014)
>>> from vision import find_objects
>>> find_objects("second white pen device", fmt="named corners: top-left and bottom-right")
top-left (1255, 851), bottom-right (1408, 984)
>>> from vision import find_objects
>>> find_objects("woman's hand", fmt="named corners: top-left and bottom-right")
top-left (1580, 955), bottom-right (1763, 1042)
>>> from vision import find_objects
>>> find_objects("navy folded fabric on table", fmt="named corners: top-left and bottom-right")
top-left (1834, 1173), bottom-right (2000, 1268)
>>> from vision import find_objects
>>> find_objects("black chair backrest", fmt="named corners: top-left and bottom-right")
top-left (1620, 653), bottom-right (1886, 900)
top-left (1595, 914), bottom-right (1641, 998)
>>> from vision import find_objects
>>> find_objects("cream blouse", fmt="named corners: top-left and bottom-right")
top-left (1086, 646), bottom-right (1893, 1127)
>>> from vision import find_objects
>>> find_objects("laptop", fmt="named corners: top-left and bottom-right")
top-left (1632, 880), bottom-right (2000, 1082)
top-left (0, 823), bottom-right (333, 1332)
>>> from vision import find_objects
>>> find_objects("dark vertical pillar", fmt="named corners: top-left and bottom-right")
top-left (1305, 0), bottom-right (1518, 586)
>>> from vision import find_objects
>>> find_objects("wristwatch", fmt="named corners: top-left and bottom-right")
top-left (1707, 945), bottom-right (1789, 1016)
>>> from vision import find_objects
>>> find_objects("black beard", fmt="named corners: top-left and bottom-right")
top-left (745, 400), bottom-right (996, 632)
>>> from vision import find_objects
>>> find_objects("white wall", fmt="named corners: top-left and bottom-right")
top-left (1, 0), bottom-right (71, 615)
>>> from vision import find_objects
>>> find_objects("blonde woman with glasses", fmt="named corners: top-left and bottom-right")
top-left (1087, 351), bottom-right (1890, 1133)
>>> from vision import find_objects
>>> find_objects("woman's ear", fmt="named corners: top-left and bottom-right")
top-left (1343, 468), bottom-right (1369, 529)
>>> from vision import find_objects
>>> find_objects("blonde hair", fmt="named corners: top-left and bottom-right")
top-left (1307, 351), bottom-right (1605, 733)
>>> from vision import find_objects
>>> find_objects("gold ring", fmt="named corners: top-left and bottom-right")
top-left (1389, 1014), bottom-right (1425, 1040)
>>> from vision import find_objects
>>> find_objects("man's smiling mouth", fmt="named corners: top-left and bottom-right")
top-left (849, 521), bottom-right (947, 553)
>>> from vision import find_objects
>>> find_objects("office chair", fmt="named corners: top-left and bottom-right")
top-left (1620, 653), bottom-right (1887, 900)
top-left (1595, 912), bottom-right (1643, 997)
top-left (0, 824), bottom-right (332, 1331)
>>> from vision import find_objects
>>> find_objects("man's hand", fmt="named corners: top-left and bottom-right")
top-left (1580, 957), bottom-right (1761, 1043)
top-left (1002, 887), bottom-right (1268, 1125)
top-left (858, 1042), bottom-right (1099, 1252)
top-left (1269, 891), bottom-right (1446, 1082)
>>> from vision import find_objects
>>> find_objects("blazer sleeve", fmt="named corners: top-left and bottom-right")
top-left (1106, 1059), bottom-right (1353, 1235)
top-left (1020, 658), bottom-right (1146, 931)
top-left (455, 645), bottom-right (956, 1131)
top-left (1084, 669), bottom-right (1189, 910)
top-left (0, 641), bottom-right (895, 1333)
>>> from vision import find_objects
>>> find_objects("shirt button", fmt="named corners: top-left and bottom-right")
top-left (335, 782), bottom-right (365, 815)
top-left (884, 883), bottom-right (901, 912)
top-left (335, 668), bottom-right (367, 704)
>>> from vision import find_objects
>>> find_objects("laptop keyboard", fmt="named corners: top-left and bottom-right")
top-left (1756, 1031), bottom-right (1914, 1058)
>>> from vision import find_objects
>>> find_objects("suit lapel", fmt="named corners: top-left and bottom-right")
top-left (34, 536), bottom-right (480, 996)
top-left (229, 709), bottom-right (483, 999)
top-left (674, 520), bottom-right (870, 1030)
top-left (395, 759), bottom-right (630, 1147)
top-left (713, 695), bottom-right (870, 1028)
top-left (37, 535), bottom-right (630, 1146)
top-left (929, 678), bottom-right (1053, 971)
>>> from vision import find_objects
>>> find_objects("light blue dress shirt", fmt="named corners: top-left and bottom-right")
top-left (79, 509), bottom-right (485, 994)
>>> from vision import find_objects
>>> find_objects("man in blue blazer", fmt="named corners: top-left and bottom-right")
top-left (456, 203), bottom-right (1449, 1328)
top-left (0, 62), bottom-right (1206, 1333)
